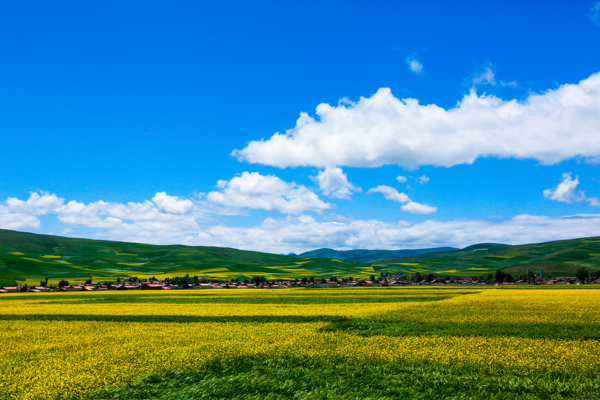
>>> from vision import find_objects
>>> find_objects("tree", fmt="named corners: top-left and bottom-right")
top-left (85, 278), bottom-right (92, 285)
top-left (413, 272), bottom-right (423, 282)
top-left (495, 270), bottom-right (505, 283)
top-left (116, 277), bottom-right (121, 283)
top-left (58, 279), bottom-right (69, 288)
top-left (575, 267), bottom-right (589, 282)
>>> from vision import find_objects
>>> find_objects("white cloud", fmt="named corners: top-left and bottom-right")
top-left (396, 175), bottom-right (407, 183)
top-left (5, 192), bottom-right (64, 215)
top-left (2, 192), bottom-right (600, 254)
top-left (543, 173), bottom-right (599, 206)
top-left (0, 192), bottom-right (65, 230)
top-left (472, 67), bottom-right (496, 86)
top-left (152, 192), bottom-right (193, 214)
top-left (401, 201), bottom-right (437, 214)
top-left (406, 57), bottom-right (423, 73)
top-left (206, 172), bottom-right (330, 214)
top-left (367, 185), bottom-right (437, 214)
top-left (314, 167), bottom-right (360, 199)
top-left (368, 185), bottom-right (410, 204)
top-left (591, 2), bottom-right (600, 26)
top-left (196, 213), bottom-right (600, 254)
top-left (233, 72), bottom-right (600, 169)
top-left (0, 209), bottom-right (40, 230)
top-left (416, 175), bottom-right (430, 185)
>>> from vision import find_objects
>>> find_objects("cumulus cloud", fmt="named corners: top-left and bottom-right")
top-left (0, 191), bottom-right (205, 244)
top-left (406, 57), bottom-right (423, 73)
top-left (2, 192), bottom-right (600, 254)
top-left (314, 167), bottom-right (360, 199)
top-left (416, 175), bottom-right (430, 185)
top-left (0, 209), bottom-right (40, 230)
top-left (396, 175), bottom-right (407, 183)
top-left (233, 72), bottom-right (600, 169)
top-left (152, 192), bottom-right (193, 214)
top-left (591, 1), bottom-right (600, 26)
top-left (5, 192), bottom-right (64, 215)
top-left (367, 185), bottom-right (437, 214)
top-left (543, 173), bottom-right (599, 206)
top-left (0, 192), bottom-right (64, 230)
top-left (206, 172), bottom-right (330, 214)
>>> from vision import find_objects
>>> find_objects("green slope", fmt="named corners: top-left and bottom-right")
top-left (0, 229), bottom-right (373, 285)
top-left (298, 247), bottom-right (457, 263)
top-left (373, 237), bottom-right (600, 277)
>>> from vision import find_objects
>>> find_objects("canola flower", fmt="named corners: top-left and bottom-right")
top-left (0, 287), bottom-right (599, 399)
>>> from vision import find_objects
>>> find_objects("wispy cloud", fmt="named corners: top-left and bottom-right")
top-left (367, 185), bottom-right (437, 214)
top-left (472, 67), bottom-right (496, 86)
top-left (590, 1), bottom-right (600, 26)
top-left (406, 57), bottom-right (423, 73)
top-left (416, 175), bottom-right (430, 185)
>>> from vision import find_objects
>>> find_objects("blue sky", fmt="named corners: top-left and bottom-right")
top-left (1, 1), bottom-right (600, 253)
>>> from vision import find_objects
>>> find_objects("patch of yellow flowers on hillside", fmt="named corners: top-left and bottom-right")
top-left (0, 287), bottom-right (599, 399)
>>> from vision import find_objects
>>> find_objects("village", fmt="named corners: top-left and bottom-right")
top-left (1, 270), bottom-right (599, 293)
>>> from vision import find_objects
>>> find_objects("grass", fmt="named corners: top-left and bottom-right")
top-left (89, 356), bottom-right (599, 400)
top-left (374, 236), bottom-right (600, 277)
top-left (0, 229), bottom-right (370, 285)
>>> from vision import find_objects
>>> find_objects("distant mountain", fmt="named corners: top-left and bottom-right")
top-left (372, 237), bottom-right (600, 277)
top-left (297, 247), bottom-right (458, 263)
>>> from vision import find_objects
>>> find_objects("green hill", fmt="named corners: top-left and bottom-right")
top-left (372, 237), bottom-right (600, 277)
top-left (0, 229), bottom-right (373, 285)
top-left (298, 247), bottom-right (458, 263)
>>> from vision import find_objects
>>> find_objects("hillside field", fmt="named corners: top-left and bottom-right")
top-left (0, 286), bottom-right (599, 399)
top-left (0, 229), bottom-right (372, 285)
top-left (373, 237), bottom-right (600, 277)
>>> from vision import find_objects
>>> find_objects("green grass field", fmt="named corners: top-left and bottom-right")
top-left (374, 237), bottom-right (600, 277)
top-left (0, 229), bottom-right (372, 285)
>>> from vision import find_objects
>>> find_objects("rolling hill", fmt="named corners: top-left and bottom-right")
top-left (0, 229), bottom-right (373, 285)
top-left (298, 247), bottom-right (458, 263)
top-left (372, 237), bottom-right (600, 277)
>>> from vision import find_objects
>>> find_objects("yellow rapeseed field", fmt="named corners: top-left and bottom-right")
top-left (0, 287), bottom-right (599, 399)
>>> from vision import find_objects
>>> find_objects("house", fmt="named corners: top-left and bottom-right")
top-left (141, 283), bottom-right (163, 290)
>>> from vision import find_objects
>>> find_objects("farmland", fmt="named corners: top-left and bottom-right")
top-left (1, 286), bottom-right (599, 399)
top-left (0, 229), bottom-right (372, 286)
top-left (373, 237), bottom-right (600, 277)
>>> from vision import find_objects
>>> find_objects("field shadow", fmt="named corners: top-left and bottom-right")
top-left (0, 314), bottom-right (348, 324)
top-left (321, 319), bottom-right (600, 340)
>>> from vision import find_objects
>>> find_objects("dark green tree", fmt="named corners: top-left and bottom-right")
top-left (575, 267), bottom-right (589, 282)
top-left (495, 270), bottom-right (505, 283)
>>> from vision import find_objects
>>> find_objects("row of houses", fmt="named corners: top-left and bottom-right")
top-left (2, 277), bottom-right (599, 293)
